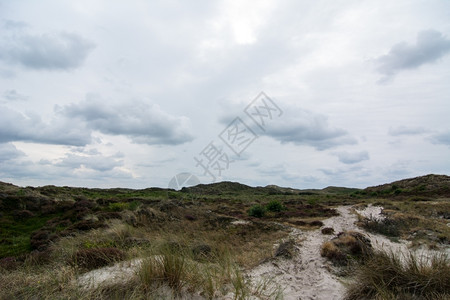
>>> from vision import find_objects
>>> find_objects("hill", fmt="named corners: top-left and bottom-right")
top-left (365, 174), bottom-right (450, 197)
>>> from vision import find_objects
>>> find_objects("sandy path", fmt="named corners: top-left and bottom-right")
top-left (246, 205), bottom-right (424, 300)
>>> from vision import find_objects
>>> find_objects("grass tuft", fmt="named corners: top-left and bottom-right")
top-left (345, 250), bottom-right (450, 300)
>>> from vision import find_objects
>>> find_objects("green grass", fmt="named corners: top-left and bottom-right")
top-left (0, 214), bottom-right (60, 258)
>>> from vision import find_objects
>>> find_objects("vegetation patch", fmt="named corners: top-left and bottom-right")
top-left (345, 250), bottom-right (450, 300)
top-left (71, 247), bottom-right (126, 271)
top-left (321, 231), bottom-right (373, 265)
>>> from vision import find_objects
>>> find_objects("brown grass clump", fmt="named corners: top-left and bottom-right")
top-left (321, 231), bottom-right (373, 265)
top-left (71, 247), bottom-right (126, 270)
top-left (345, 250), bottom-right (450, 300)
top-left (320, 241), bottom-right (344, 261)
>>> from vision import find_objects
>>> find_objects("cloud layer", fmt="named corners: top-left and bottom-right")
top-left (0, 29), bottom-right (95, 71)
top-left (376, 30), bottom-right (450, 79)
top-left (263, 109), bottom-right (356, 150)
top-left (0, 98), bottom-right (194, 146)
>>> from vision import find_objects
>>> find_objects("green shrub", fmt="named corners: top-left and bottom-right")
top-left (265, 200), bottom-right (284, 212)
top-left (108, 202), bottom-right (129, 212)
top-left (128, 200), bottom-right (141, 211)
top-left (248, 205), bottom-right (266, 218)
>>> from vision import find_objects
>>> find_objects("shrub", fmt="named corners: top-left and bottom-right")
top-left (321, 227), bottom-right (334, 235)
top-left (108, 202), bottom-right (129, 212)
top-left (266, 200), bottom-right (284, 212)
top-left (360, 216), bottom-right (400, 237)
top-left (128, 200), bottom-right (141, 211)
top-left (248, 205), bottom-right (266, 218)
top-left (345, 250), bottom-right (450, 300)
top-left (71, 247), bottom-right (125, 270)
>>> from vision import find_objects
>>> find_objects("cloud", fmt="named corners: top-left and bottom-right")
top-left (430, 130), bottom-right (450, 145)
top-left (62, 97), bottom-right (194, 145)
top-left (0, 96), bottom-right (194, 146)
top-left (334, 151), bottom-right (369, 164)
top-left (54, 152), bottom-right (123, 172)
top-left (262, 109), bottom-right (356, 150)
top-left (0, 143), bottom-right (24, 162)
top-left (376, 29), bottom-right (450, 80)
top-left (2, 89), bottom-right (28, 101)
top-left (0, 31), bottom-right (95, 70)
top-left (388, 126), bottom-right (429, 136)
top-left (0, 106), bottom-right (92, 146)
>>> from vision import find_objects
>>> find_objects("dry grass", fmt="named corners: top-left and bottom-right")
top-left (0, 201), bottom-right (289, 299)
top-left (345, 250), bottom-right (450, 300)
top-left (321, 231), bottom-right (373, 266)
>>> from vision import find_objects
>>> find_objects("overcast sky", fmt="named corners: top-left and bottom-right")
top-left (1, 0), bottom-right (449, 189)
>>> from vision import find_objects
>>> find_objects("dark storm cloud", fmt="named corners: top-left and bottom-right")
top-left (262, 110), bottom-right (356, 150)
top-left (334, 151), bottom-right (369, 164)
top-left (0, 106), bottom-right (91, 146)
top-left (62, 98), bottom-right (194, 145)
top-left (389, 126), bottom-right (429, 136)
top-left (376, 29), bottom-right (450, 78)
top-left (0, 31), bottom-right (95, 70)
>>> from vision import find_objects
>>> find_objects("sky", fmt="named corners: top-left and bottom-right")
top-left (0, 0), bottom-right (449, 190)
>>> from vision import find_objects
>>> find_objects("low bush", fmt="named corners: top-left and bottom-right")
top-left (108, 202), bottom-right (129, 212)
top-left (360, 216), bottom-right (401, 237)
top-left (266, 200), bottom-right (284, 212)
top-left (248, 205), bottom-right (266, 218)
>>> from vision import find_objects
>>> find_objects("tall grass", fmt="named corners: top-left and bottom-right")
top-left (345, 250), bottom-right (450, 300)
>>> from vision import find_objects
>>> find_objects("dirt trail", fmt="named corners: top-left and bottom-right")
top-left (246, 205), bottom-right (440, 300)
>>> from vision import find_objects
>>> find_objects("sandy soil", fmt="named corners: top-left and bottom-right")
top-left (245, 205), bottom-right (446, 300)
top-left (76, 205), bottom-right (447, 299)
